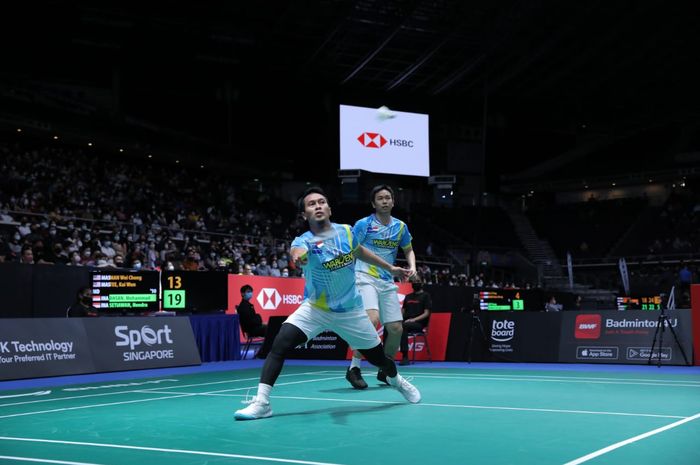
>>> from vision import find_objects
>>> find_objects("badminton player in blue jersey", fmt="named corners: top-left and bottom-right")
top-left (346, 185), bottom-right (417, 389)
top-left (234, 187), bottom-right (421, 420)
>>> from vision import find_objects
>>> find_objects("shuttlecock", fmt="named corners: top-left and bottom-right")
top-left (376, 105), bottom-right (396, 121)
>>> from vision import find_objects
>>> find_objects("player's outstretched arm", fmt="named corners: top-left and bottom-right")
top-left (356, 245), bottom-right (411, 281)
top-left (403, 245), bottom-right (417, 278)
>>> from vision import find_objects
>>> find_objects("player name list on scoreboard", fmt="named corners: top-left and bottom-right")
top-left (91, 272), bottom-right (159, 310)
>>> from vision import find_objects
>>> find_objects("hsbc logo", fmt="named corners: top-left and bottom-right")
top-left (256, 288), bottom-right (304, 310)
top-left (575, 314), bottom-right (601, 339)
top-left (357, 133), bottom-right (415, 149)
top-left (357, 132), bottom-right (387, 148)
top-left (257, 288), bottom-right (281, 310)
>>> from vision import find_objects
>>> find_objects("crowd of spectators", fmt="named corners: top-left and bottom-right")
top-left (0, 141), bottom-right (307, 276)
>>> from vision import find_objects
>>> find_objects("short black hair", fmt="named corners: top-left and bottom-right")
top-left (370, 184), bottom-right (394, 203)
top-left (297, 186), bottom-right (327, 213)
top-left (240, 284), bottom-right (253, 294)
top-left (77, 286), bottom-right (91, 298)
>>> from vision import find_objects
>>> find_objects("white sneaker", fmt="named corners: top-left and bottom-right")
top-left (389, 374), bottom-right (421, 403)
top-left (234, 397), bottom-right (272, 421)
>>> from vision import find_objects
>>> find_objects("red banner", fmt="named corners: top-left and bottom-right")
top-left (227, 274), bottom-right (304, 322)
top-left (227, 276), bottom-right (450, 361)
top-left (692, 284), bottom-right (700, 366)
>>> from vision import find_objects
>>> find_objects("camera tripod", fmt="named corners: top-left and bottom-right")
top-left (466, 311), bottom-right (489, 363)
top-left (648, 288), bottom-right (690, 367)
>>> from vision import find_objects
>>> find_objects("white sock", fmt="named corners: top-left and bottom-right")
top-left (387, 373), bottom-right (401, 386)
top-left (256, 383), bottom-right (272, 403)
top-left (350, 356), bottom-right (362, 370)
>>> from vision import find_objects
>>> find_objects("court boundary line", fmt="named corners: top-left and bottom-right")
top-left (313, 370), bottom-right (700, 388)
top-left (0, 436), bottom-right (346, 465)
top-left (562, 412), bottom-right (700, 464)
top-left (0, 371), bottom-right (331, 408)
top-left (135, 391), bottom-right (683, 420)
top-left (0, 455), bottom-right (105, 465)
top-left (0, 375), bottom-right (343, 420)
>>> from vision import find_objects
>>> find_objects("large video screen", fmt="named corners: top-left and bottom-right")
top-left (339, 104), bottom-right (429, 177)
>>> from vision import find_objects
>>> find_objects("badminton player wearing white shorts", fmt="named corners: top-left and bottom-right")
top-left (234, 187), bottom-right (420, 421)
top-left (345, 185), bottom-right (417, 389)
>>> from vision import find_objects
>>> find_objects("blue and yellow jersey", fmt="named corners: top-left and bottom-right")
top-left (353, 214), bottom-right (412, 282)
top-left (291, 223), bottom-right (363, 312)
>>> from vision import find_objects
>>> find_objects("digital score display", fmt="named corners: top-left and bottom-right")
top-left (91, 271), bottom-right (159, 312)
top-left (161, 271), bottom-right (228, 313)
top-left (479, 290), bottom-right (525, 311)
top-left (616, 296), bottom-right (662, 311)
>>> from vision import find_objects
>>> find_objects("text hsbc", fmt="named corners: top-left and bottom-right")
top-left (283, 295), bottom-right (304, 305)
top-left (389, 139), bottom-right (414, 147)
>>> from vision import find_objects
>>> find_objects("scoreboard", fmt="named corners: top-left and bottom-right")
top-left (91, 271), bottom-right (159, 312)
top-left (616, 295), bottom-right (662, 311)
top-left (478, 290), bottom-right (526, 311)
top-left (161, 271), bottom-right (228, 313)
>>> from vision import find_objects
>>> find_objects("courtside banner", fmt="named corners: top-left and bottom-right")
top-left (0, 318), bottom-right (95, 381)
top-left (559, 310), bottom-right (693, 365)
top-left (228, 274), bottom-right (304, 320)
top-left (481, 312), bottom-right (561, 362)
top-left (83, 317), bottom-right (201, 371)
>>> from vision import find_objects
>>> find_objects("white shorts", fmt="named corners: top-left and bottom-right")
top-left (284, 301), bottom-right (381, 350)
top-left (356, 272), bottom-right (402, 324)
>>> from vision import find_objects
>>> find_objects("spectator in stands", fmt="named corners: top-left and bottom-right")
top-left (236, 284), bottom-right (267, 338)
top-left (20, 246), bottom-right (34, 264)
top-left (112, 253), bottom-right (126, 268)
top-left (242, 264), bottom-right (254, 276)
top-left (269, 260), bottom-right (281, 277)
top-left (281, 267), bottom-right (290, 277)
top-left (574, 295), bottom-right (583, 311)
top-left (255, 257), bottom-right (272, 276)
top-left (544, 296), bottom-right (563, 312)
top-left (66, 286), bottom-right (98, 318)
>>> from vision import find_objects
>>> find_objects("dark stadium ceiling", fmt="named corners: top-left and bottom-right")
top-left (2, 1), bottom-right (699, 183)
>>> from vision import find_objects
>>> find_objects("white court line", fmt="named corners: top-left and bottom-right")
top-left (0, 391), bottom-right (52, 400)
top-left (0, 455), bottom-right (104, 465)
top-left (562, 412), bottom-right (700, 465)
top-left (314, 370), bottom-right (700, 388)
top-left (0, 371), bottom-right (326, 408)
top-left (0, 393), bottom-right (197, 420)
top-left (0, 375), bottom-right (341, 420)
top-left (190, 392), bottom-right (685, 420)
top-left (0, 437), bottom-right (345, 465)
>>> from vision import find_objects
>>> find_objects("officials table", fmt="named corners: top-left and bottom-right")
top-left (188, 314), bottom-right (241, 362)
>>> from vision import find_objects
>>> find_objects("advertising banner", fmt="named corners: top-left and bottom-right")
top-left (0, 318), bottom-right (95, 381)
top-left (84, 317), bottom-right (201, 371)
top-left (481, 312), bottom-right (562, 362)
top-left (559, 310), bottom-right (693, 365)
top-left (228, 275), bottom-right (304, 321)
top-left (0, 317), bottom-right (201, 381)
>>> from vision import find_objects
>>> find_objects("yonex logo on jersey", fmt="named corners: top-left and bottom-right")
top-left (357, 132), bottom-right (387, 148)
top-left (372, 238), bottom-right (399, 249)
top-left (322, 252), bottom-right (354, 272)
top-left (257, 288), bottom-right (282, 310)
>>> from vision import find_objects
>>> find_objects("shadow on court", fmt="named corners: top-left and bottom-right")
top-left (271, 401), bottom-right (404, 424)
top-left (318, 385), bottom-right (393, 394)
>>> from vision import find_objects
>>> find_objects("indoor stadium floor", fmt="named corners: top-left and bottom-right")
top-left (1, 361), bottom-right (700, 465)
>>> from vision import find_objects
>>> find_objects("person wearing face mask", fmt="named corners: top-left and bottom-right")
top-left (236, 285), bottom-right (267, 338)
top-left (281, 267), bottom-right (290, 278)
top-left (66, 286), bottom-right (98, 318)
top-left (255, 257), bottom-right (271, 276)
top-left (131, 260), bottom-right (143, 271)
top-left (398, 279), bottom-right (432, 365)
